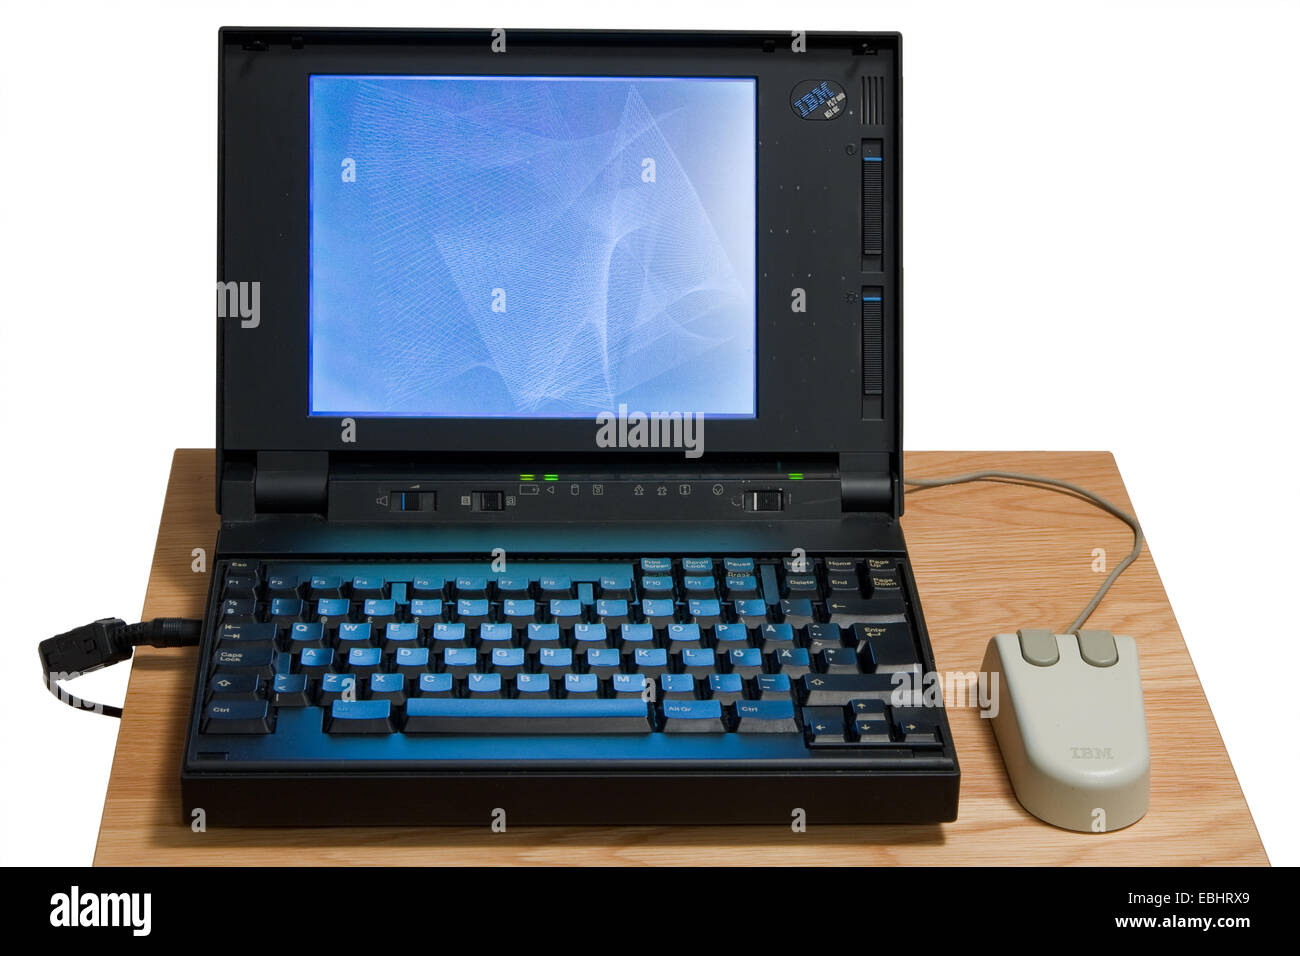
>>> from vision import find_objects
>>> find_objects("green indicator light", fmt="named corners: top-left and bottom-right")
top-left (543, 474), bottom-right (559, 481)
top-left (788, 473), bottom-right (804, 480)
top-left (520, 474), bottom-right (535, 481)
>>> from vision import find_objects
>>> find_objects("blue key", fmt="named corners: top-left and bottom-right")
top-left (641, 557), bottom-right (672, 572)
top-left (384, 621), bottom-right (419, 652)
top-left (640, 575), bottom-right (675, 593)
top-left (620, 622), bottom-right (654, 645)
top-left (680, 647), bottom-right (716, 674)
top-left (491, 647), bottom-right (526, 673)
top-left (599, 573), bottom-right (632, 594)
top-left (326, 699), bottom-right (393, 734)
top-left (723, 557), bottom-right (755, 574)
top-left (369, 671), bottom-right (406, 697)
top-left (666, 622), bottom-right (703, 650)
top-left (202, 697), bottom-right (271, 734)
top-left (310, 575), bottom-right (341, 593)
top-left (515, 672), bottom-right (550, 695)
top-left (409, 598), bottom-right (443, 619)
top-left (735, 698), bottom-right (799, 733)
top-left (612, 673), bottom-right (651, 697)
top-left (634, 647), bottom-right (669, 674)
top-left (288, 621), bottom-right (325, 646)
top-left (527, 622), bottom-right (562, 650)
top-left (298, 644), bottom-right (333, 670)
top-left (687, 599), bottom-right (721, 624)
top-left (539, 574), bottom-right (571, 594)
top-left (363, 598), bottom-right (396, 618)
top-left (683, 575), bottom-right (716, 593)
top-left (729, 647), bottom-right (764, 676)
top-left (502, 599), bottom-right (535, 618)
top-left (594, 599), bottom-right (629, 622)
top-left (478, 622), bottom-right (513, 644)
top-left (641, 598), bottom-right (675, 620)
top-left (271, 673), bottom-right (310, 707)
top-left (348, 646), bottom-right (383, 675)
top-left (443, 646), bottom-right (478, 674)
top-left (413, 575), bottom-right (445, 596)
top-left (352, 575), bottom-right (385, 594)
top-left (682, 557), bottom-right (713, 573)
top-left (270, 597), bottom-right (302, 618)
top-left (709, 672), bottom-right (745, 702)
top-left (756, 673), bottom-right (794, 697)
top-left (537, 646), bottom-right (574, 671)
top-left (336, 621), bottom-right (372, 648)
top-left (456, 575), bottom-right (488, 595)
top-left (727, 574), bottom-right (759, 589)
top-left (714, 622), bottom-right (748, 644)
top-left (497, 575), bottom-right (531, 595)
top-left (316, 597), bottom-right (350, 617)
top-left (585, 646), bottom-right (621, 676)
top-left (457, 598), bottom-right (490, 620)
top-left (660, 673), bottom-right (696, 698)
top-left (319, 672), bottom-right (357, 703)
top-left (733, 599), bottom-right (769, 625)
top-left (417, 672), bottom-right (454, 697)
top-left (572, 622), bottom-right (607, 645)
top-left (431, 622), bottom-right (468, 645)
top-left (661, 699), bottom-right (725, 732)
top-left (564, 673), bottom-right (599, 697)
top-left (549, 598), bottom-right (582, 620)
top-left (388, 582), bottom-right (407, 605)
top-left (393, 646), bottom-right (430, 673)
top-left (466, 672), bottom-right (503, 696)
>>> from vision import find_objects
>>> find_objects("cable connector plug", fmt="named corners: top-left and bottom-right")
top-left (39, 616), bottom-right (202, 718)
top-left (39, 618), bottom-right (134, 681)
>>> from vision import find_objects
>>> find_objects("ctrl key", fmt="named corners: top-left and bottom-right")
top-left (326, 699), bottom-right (395, 735)
top-left (202, 698), bottom-right (272, 735)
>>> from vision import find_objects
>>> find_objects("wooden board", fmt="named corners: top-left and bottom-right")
top-left (93, 450), bottom-right (1267, 865)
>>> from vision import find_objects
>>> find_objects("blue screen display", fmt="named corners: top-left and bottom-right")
top-left (309, 74), bottom-right (757, 419)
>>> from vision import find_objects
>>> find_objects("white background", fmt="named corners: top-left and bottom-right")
top-left (1, 0), bottom-right (1296, 866)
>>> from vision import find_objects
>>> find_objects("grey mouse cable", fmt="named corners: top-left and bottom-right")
top-left (903, 470), bottom-right (1144, 633)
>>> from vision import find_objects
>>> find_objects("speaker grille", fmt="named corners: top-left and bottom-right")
top-left (863, 76), bottom-right (885, 125)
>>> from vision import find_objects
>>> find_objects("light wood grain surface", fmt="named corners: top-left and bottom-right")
top-left (93, 450), bottom-right (1267, 865)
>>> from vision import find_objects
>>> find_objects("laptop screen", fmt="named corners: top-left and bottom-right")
top-left (307, 74), bottom-right (757, 420)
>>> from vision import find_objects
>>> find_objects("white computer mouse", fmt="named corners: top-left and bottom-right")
top-left (981, 629), bottom-right (1149, 832)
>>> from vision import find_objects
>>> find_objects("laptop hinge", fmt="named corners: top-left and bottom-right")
top-left (253, 451), bottom-right (329, 515)
top-left (840, 453), bottom-right (897, 514)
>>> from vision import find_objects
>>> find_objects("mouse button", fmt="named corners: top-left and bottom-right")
top-left (1076, 630), bottom-right (1118, 668)
top-left (1016, 628), bottom-right (1059, 667)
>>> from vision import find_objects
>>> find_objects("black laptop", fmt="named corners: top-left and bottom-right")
top-left (189, 27), bottom-right (958, 825)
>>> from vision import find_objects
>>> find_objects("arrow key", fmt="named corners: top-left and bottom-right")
top-left (207, 671), bottom-right (259, 698)
top-left (801, 706), bottom-right (851, 747)
top-left (852, 716), bottom-right (895, 744)
top-left (891, 707), bottom-right (943, 747)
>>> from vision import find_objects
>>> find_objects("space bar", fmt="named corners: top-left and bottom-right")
top-left (404, 698), bottom-right (653, 734)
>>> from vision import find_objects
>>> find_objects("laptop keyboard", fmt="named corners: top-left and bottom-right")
top-left (196, 557), bottom-right (949, 764)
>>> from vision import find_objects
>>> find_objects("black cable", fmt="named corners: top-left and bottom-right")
top-left (38, 617), bottom-right (202, 718)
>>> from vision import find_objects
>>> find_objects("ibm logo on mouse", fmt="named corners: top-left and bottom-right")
top-left (1070, 746), bottom-right (1115, 760)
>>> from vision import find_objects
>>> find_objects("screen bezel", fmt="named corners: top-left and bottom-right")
top-left (219, 29), bottom-right (900, 459)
